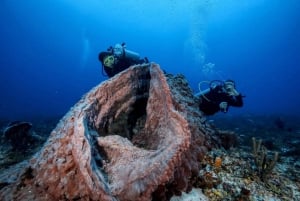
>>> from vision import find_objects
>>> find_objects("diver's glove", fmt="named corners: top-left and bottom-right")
top-left (225, 85), bottom-right (239, 96)
top-left (219, 102), bottom-right (228, 113)
top-left (144, 57), bottom-right (149, 63)
top-left (228, 89), bottom-right (239, 96)
top-left (137, 57), bottom-right (149, 64)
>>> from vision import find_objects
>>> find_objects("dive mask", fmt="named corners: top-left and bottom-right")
top-left (103, 55), bottom-right (115, 68)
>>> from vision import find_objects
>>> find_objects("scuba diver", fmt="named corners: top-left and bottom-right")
top-left (195, 80), bottom-right (244, 115)
top-left (98, 43), bottom-right (149, 78)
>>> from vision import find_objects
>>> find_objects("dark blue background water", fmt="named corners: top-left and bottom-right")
top-left (1, 0), bottom-right (299, 120)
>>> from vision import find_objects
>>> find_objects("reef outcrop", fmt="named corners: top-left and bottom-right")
top-left (0, 63), bottom-right (218, 201)
top-left (2, 121), bottom-right (44, 151)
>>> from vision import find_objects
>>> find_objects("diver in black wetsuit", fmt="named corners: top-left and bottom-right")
top-left (195, 80), bottom-right (244, 115)
top-left (98, 43), bottom-right (149, 78)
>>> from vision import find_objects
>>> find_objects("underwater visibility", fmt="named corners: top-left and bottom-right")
top-left (0, 0), bottom-right (300, 200)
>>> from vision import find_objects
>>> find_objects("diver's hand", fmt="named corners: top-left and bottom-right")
top-left (219, 102), bottom-right (228, 112)
top-left (227, 88), bottom-right (239, 96)
top-left (226, 85), bottom-right (239, 96)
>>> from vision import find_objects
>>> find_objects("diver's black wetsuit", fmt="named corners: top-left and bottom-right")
top-left (104, 57), bottom-right (145, 78)
top-left (199, 85), bottom-right (243, 115)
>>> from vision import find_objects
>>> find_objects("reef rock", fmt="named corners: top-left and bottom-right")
top-left (0, 63), bottom-right (218, 201)
top-left (2, 121), bottom-right (43, 150)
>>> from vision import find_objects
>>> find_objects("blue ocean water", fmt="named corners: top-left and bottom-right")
top-left (0, 0), bottom-right (299, 120)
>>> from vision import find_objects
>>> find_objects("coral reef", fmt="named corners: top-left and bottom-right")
top-left (0, 122), bottom-right (46, 171)
top-left (170, 188), bottom-right (209, 201)
top-left (198, 148), bottom-right (300, 201)
top-left (0, 63), bottom-right (218, 201)
top-left (1, 67), bottom-right (300, 200)
top-left (2, 121), bottom-right (40, 150)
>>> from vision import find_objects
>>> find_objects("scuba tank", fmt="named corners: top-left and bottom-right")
top-left (195, 80), bottom-right (225, 101)
top-left (113, 43), bottom-right (140, 61)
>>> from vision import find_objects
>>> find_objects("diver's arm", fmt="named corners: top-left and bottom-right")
top-left (229, 94), bottom-right (244, 107)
